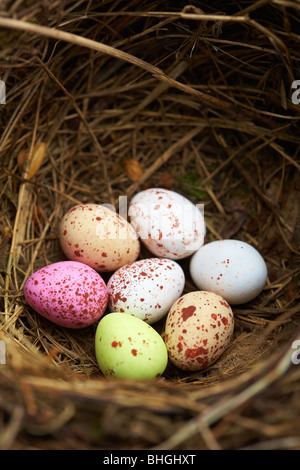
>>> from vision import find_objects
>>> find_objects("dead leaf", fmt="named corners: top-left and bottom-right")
top-left (221, 198), bottom-right (249, 239)
top-left (221, 212), bottom-right (248, 239)
top-left (19, 142), bottom-right (47, 179)
top-left (124, 158), bottom-right (143, 182)
top-left (157, 173), bottom-right (176, 189)
top-left (33, 205), bottom-right (44, 227)
top-left (27, 142), bottom-right (47, 179)
top-left (17, 148), bottom-right (28, 174)
top-left (284, 280), bottom-right (299, 303)
top-left (2, 226), bottom-right (11, 241)
top-left (109, 159), bottom-right (126, 179)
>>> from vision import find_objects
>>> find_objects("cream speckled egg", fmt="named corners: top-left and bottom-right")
top-left (59, 203), bottom-right (140, 272)
top-left (24, 261), bottom-right (108, 328)
top-left (107, 258), bottom-right (185, 324)
top-left (190, 239), bottom-right (268, 304)
top-left (165, 291), bottom-right (234, 371)
top-left (128, 188), bottom-right (205, 260)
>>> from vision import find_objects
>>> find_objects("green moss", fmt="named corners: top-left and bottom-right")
top-left (177, 171), bottom-right (208, 199)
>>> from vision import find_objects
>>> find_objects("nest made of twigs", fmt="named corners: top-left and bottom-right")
top-left (0, 0), bottom-right (300, 451)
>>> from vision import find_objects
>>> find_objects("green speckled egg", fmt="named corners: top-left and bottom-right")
top-left (95, 312), bottom-right (168, 379)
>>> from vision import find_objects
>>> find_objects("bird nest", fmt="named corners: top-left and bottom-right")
top-left (0, 0), bottom-right (300, 451)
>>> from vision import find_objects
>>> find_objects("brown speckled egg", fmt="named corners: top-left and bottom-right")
top-left (165, 291), bottom-right (234, 371)
top-left (59, 203), bottom-right (140, 272)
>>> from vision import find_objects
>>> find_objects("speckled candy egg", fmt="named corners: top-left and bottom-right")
top-left (190, 239), bottom-right (268, 304)
top-left (95, 312), bottom-right (168, 379)
top-left (128, 188), bottom-right (205, 260)
top-left (24, 261), bottom-right (108, 328)
top-left (107, 258), bottom-right (185, 324)
top-left (165, 291), bottom-right (234, 371)
top-left (59, 203), bottom-right (140, 272)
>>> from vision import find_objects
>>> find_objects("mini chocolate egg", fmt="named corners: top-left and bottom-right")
top-left (59, 203), bottom-right (140, 272)
top-left (24, 261), bottom-right (108, 328)
top-left (107, 258), bottom-right (185, 324)
top-left (128, 188), bottom-right (205, 260)
top-left (190, 239), bottom-right (268, 304)
top-left (165, 291), bottom-right (234, 371)
top-left (95, 312), bottom-right (168, 379)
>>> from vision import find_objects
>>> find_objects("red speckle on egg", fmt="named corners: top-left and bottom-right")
top-left (181, 305), bottom-right (196, 321)
top-left (110, 291), bottom-right (127, 303)
top-left (184, 346), bottom-right (208, 359)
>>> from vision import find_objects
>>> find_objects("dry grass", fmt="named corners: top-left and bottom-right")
top-left (0, 0), bottom-right (300, 450)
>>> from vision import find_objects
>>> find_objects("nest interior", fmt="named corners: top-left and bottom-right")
top-left (0, 0), bottom-right (300, 451)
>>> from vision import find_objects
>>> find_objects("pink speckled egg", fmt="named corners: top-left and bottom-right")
top-left (128, 188), bottom-right (205, 260)
top-left (165, 291), bottom-right (234, 371)
top-left (24, 261), bottom-right (108, 328)
top-left (59, 203), bottom-right (140, 272)
top-left (107, 258), bottom-right (185, 324)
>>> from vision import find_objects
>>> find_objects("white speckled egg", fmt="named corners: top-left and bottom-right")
top-left (190, 239), bottom-right (268, 304)
top-left (165, 291), bottom-right (234, 371)
top-left (59, 203), bottom-right (140, 272)
top-left (128, 188), bottom-right (205, 260)
top-left (107, 258), bottom-right (185, 324)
